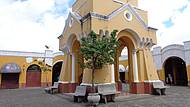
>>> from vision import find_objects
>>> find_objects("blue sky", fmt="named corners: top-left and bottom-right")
top-left (0, 0), bottom-right (190, 52)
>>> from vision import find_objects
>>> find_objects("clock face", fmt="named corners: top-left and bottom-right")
top-left (124, 10), bottom-right (133, 21)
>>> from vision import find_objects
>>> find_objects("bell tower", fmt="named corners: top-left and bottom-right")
top-left (72, 0), bottom-right (138, 17)
top-left (59, 0), bottom-right (159, 95)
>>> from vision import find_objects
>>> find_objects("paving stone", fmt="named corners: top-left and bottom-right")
top-left (0, 86), bottom-right (190, 107)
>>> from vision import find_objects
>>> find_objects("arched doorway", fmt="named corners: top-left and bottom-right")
top-left (52, 61), bottom-right (63, 85)
top-left (0, 63), bottom-right (21, 89)
top-left (72, 39), bottom-right (83, 84)
top-left (115, 30), bottom-right (138, 92)
top-left (116, 34), bottom-right (136, 84)
top-left (164, 57), bottom-right (188, 86)
top-left (26, 64), bottom-right (41, 87)
top-left (119, 64), bottom-right (126, 82)
top-left (119, 46), bottom-right (129, 83)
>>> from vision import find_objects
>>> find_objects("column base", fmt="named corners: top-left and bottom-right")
top-left (58, 82), bottom-right (78, 93)
top-left (144, 82), bottom-right (153, 94)
top-left (130, 82), bottom-right (144, 94)
top-left (41, 82), bottom-right (52, 88)
top-left (19, 83), bottom-right (26, 88)
top-left (115, 81), bottom-right (122, 91)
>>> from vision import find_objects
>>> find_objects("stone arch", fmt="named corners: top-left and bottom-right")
top-left (66, 33), bottom-right (80, 52)
top-left (60, 33), bottom-right (83, 84)
top-left (26, 64), bottom-right (41, 87)
top-left (53, 60), bottom-right (64, 66)
top-left (71, 37), bottom-right (83, 84)
top-left (161, 44), bottom-right (185, 64)
top-left (117, 29), bottom-right (141, 48)
top-left (115, 29), bottom-right (140, 84)
top-left (163, 56), bottom-right (188, 86)
top-left (52, 61), bottom-right (63, 85)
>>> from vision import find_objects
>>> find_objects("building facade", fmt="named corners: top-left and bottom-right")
top-left (0, 50), bottom-right (64, 89)
top-left (153, 41), bottom-right (190, 86)
top-left (58, 0), bottom-right (159, 94)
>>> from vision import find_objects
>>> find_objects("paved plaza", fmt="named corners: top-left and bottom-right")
top-left (0, 86), bottom-right (190, 107)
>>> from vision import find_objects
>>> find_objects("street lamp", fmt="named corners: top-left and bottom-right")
top-left (44, 45), bottom-right (49, 87)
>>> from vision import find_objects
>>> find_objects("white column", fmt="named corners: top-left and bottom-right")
top-left (111, 64), bottom-right (115, 83)
top-left (71, 53), bottom-right (75, 83)
top-left (133, 49), bottom-right (139, 82)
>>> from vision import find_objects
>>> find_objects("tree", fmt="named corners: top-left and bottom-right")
top-left (79, 30), bottom-right (119, 92)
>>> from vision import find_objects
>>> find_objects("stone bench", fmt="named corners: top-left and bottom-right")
top-left (44, 82), bottom-right (59, 94)
top-left (152, 81), bottom-right (169, 95)
top-left (98, 84), bottom-right (119, 103)
top-left (73, 86), bottom-right (87, 103)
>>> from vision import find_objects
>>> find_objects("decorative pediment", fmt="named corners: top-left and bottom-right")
top-left (79, 3), bottom-right (150, 30)
top-left (60, 12), bottom-right (82, 38)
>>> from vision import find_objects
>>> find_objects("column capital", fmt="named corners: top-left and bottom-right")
top-left (137, 48), bottom-right (143, 52)
top-left (61, 46), bottom-right (72, 55)
top-left (132, 49), bottom-right (138, 54)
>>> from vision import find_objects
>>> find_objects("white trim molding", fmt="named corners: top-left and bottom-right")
top-left (80, 83), bottom-right (115, 86)
top-left (113, 0), bottom-right (125, 5)
top-left (0, 50), bottom-right (64, 58)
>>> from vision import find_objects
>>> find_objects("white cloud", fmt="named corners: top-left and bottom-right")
top-left (1, 0), bottom-right (190, 52)
top-left (139, 0), bottom-right (190, 48)
top-left (0, 0), bottom-right (71, 52)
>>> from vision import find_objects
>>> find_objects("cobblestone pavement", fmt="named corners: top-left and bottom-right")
top-left (99, 86), bottom-right (190, 107)
top-left (0, 86), bottom-right (190, 107)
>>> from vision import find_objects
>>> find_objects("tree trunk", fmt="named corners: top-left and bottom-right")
top-left (92, 68), bottom-right (95, 93)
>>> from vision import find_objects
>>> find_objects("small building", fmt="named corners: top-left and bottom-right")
top-left (152, 41), bottom-right (190, 86)
top-left (0, 50), bottom-right (64, 89)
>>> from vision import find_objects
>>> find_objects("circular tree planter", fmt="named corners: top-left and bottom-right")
top-left (87, 93), bottom-right (100, 106)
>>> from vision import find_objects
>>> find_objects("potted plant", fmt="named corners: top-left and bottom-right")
top-left (79, 30), bottom-right (119, 105)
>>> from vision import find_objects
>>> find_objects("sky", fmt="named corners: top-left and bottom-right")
top-left (0, 0), bottom-right (190, 53)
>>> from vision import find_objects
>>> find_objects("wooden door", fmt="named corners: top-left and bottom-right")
top-left (26, 65), bottom-right (41, 87)
top-left (1, 73), bottom-right (19, 89)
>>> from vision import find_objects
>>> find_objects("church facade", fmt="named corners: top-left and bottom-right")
top-left (58, 0), bottom-right (160, 94)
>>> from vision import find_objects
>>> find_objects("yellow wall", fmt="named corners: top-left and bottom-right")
top-left (187, 65), bottom-right (190, 82)
top-left (143, 49), bottom-right (159, 80)
top-left (157, 69), bottom-right (165, 81)
top-left (119, 60), bottom-right (128, 67)
top-left (0, 55), bottom-right (65, 88)
top-left (93, 0), bottom-right (122, 16)
top-left (72, 0), bottom-right (93, 16)
top-left (53, 55), bottom-right (64, 64)
top-left (82, 65), bottom-right (112, 84)
top-left (93, 0), bottom-right (138, 16)
top-left (137, 49), bottom-right (147, 81)
top-left (0, 56), bottom-right (26, 87)
top-left (73, 0), bottom-right (138, 16)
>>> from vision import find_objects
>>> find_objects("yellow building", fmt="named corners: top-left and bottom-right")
top-left (58, 0), bottom-right (159, 94)
top-left (0, 50), bottom-right (64, 89)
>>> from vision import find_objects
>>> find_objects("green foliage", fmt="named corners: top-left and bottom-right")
top-left (38, 61), bottom-right (52, 72)
top-left (80, 30), bottom-right (119, 70)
